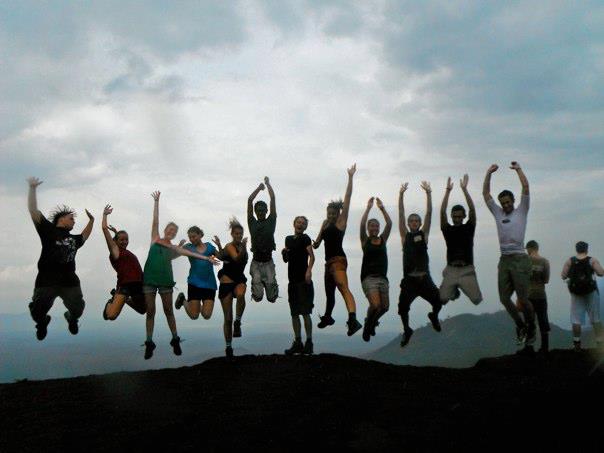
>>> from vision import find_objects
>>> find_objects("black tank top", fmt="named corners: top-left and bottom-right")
top-left (323, 223), bottom-right (346, 260)
top-left (218, 243), bottom-right (248, 282)
top-left (403, 231), bottom-right (429, 277)
top-left (361, 237), bottom-right (388, 280)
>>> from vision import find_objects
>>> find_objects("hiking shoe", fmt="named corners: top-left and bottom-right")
top-left (525, 324), bottom-right (537, 346)
top-left (516, 325), bottom-right (527, 346)
top-left (362, 321), bottom-right (371, 342)
top-left (400, 328), bottom-right (414, 347)
top-left (144, 340), bottom-right (156, 360)
top-left (225, 346), bottom-right (234, 358)
top-left (64, 312), bottom-right (79, 335)
top-left (517, 345), bottom-right (536, 358)
top-left (303, 339), bottom-right (314, 355)
top-left (285, 339), bottom-right (304, 355)
top-left (170, 336), bottom-right (182, 356)
top-left (35, 315), bottom-right (51, 341)
top-left (428, 312), bottom-right (441, 332)
top-left (233, 320), bottom-right (242, 338)
top-left (371, 321), bottom-right (380, 337)
top-left (317, 315), bottom-right (335, 329)
top-left (175, 292), bottom-right (186, 310)
top-left (347, 318), bottom-right (362, 337)
top-left (573, 341), bottom-right (582, 352)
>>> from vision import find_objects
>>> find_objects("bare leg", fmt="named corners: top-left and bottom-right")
top-left (220, 295), bottom-right (234, 343)
top-left (200, 299), bottom-right (215, 320)
top-left (160, 292), bottom-right (177, 336)
top-left (183, 299), bottom-right (201, 320)
top-left (105, 293), bottom-right (128, 321)
top-left (292, 315), bottom-right (302, 338)
top-left (234, 284), bottom-right (246, 320)
top-left (333, 270), bottom-right (357, 313)
top-left (144, 293), bottom-right (156, 340)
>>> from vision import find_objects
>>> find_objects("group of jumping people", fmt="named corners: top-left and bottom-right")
top-left (26, 161), bottom-right (604, 359)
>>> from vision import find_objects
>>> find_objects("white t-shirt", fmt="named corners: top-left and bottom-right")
top-left (487, 194), bottom-right (529, 255)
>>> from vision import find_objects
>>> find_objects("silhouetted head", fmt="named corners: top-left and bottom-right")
top-left (113, 230), bottom-right (129, 249)
top-left (187, 226), bottom-right (203, 245)
top-left (367, 218), bottom-right (380, 237)
top-left (164, 222), bottom-right (178, 240)
top-left (407, 213), bottom-right (422, 232)
top-left (293, 216), bottom-right (308, 234)
top-left (327, 200), bottom-right (343, 224)
top-left (254, 201), bottom-right (268, 221)
top-left (498, 190), bottom-right (515, 214)
top-left (526, 240), bottom-right (539, 255)
top-left (229, 217), bottom-right (244, 243)
top-left (51, 205), bottom-right (76, 231)
top-left (576, 241), bottom-right (589, 254)
top-left (450, 205), bottom-right (466, 226)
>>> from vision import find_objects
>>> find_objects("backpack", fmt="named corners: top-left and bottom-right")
top-left (567, 257), bottom-right (596, 296)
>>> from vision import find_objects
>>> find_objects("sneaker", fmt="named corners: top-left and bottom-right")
top-left (233, 320), bottom-right (242, 338)
top-left (362, 321), bottom-right (371, 342)
top-left (428, 312), bottom-right (441, 332)
top-left (144, 340), bottom-right (156, 360)
top-left (225, 346), bottom-right (234, 358)
top-left (317, 315), bottom-right (335, 329)
top-left (400, 328), bottom-right (414, 347)
top-left (64, 312), bottom-right (79, 335)
top-left (175, 292), bottom-right (186, 310)
top-left (285, 339), bottom-right (304, 355)
top-left (303, 339), bottom-right (314, 355)
top-left (102, 298), bottom-right (112, 320)
top-left (170, 336), bottom-right (182, 356)
top-left (516, 325), bottom-right (527, 346)
top-left (573, 341), bottom-right (582, 352)
top-left (347, 318), bottom-right (362, 337)
top-left (525, 324), bottom-right (537, 346)
top-left (35, 315), bottom-right (51, 341)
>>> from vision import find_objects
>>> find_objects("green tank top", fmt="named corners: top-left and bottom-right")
top-left (143, 243), bottom-right (175, 287)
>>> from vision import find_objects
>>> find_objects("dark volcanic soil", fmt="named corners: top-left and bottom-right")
top-left (1, 350), bottom-right (603, 452)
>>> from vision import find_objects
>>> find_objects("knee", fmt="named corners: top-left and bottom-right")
top-left (224, 315), bottom-right (233, 325)
top-left (201, 311), bottom-right (212, 320)
top-left (189, 312), bottom-right (200, 320)
top-left (471, 296), bottom-right (483, 306)
top-left (146, 307), bottom-right (156, 318)
top-left (382, 303), bottom-right (390, 312)
top-left (106, 311), bottom-right (118, 321)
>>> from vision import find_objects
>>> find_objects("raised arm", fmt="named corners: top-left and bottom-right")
top-left (336, 164), bottom-right (356, 230)
top-left (150, 191), bottom-right (161, 241)
top-left (420, 181), bottom-right (432, 238)
top-left (248, 183), bottom-right (265, 223)
top-left (511, 161), bottom-right (529, 196)
top-left (441, 177), bottom-right (453, 229)
top-left (376, 197), bottom-right (392, 242)
top-left (101, 205), bottom-right (119, 259)
top-left (398, 183), bottom-right (409, 245)
top-left (359, 197), bottom-right (373, 244)
top-left (81, 209), bottom-right (94, 242)
top-left (264, 177), bottom-right (276, 218)
top-left (460, 174), bottom-right (476, 224)
top-left (27, 177), bottom-right (44, 224)
top-left (483, 164), bottom-right (498, 203)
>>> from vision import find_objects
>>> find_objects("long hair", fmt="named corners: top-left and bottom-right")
top-left (229, 217), bottom-right (244, 232)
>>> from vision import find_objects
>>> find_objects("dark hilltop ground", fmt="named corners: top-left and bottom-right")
top-left (1, 350), bottom-right (603, 452)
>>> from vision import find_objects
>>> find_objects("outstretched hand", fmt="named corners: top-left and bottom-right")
top-left (420, 181), bottom-right (432, 194)
top-left (208, 256), bottom-right (221, 266)
top-left (103, 204), bottom-right (113, 216)
top-left (178, 239), bottom-right (186, 247)
top-left (400, 183), bottom-right (409, 195)
top-left (347, 163), bottom-right (357, 177)
top-left (85, 209), bottom-right (94, 220)
top-left (366, 197), bottom-right (375, 209)
top-left (510, 161), bottom-right (521, 171)
top-left (487, 164), bottom-right (499, 174)
top-left (446, 177), bottom-right (453, 192)
top-left (264, 176), bottom-right (270, 186)
top-left (151, 191), bottom-right (161, 201)
top-left (27, 177), bottom-right (43, 188)
top-left (376, 197), bottom-right (384, 210)
top-left (257, 183), bottom-right (266, 191)
top-left (460, 174), bottom-right (469, 190)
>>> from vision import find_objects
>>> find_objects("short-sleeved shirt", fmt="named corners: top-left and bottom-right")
top-left (34, 216), bottom-right (84, 288)
top-left (487, 194), bottom-right (529, 255)
top-left (528, 256), bottom-right (549, 299)
top-left (248, 213), bottom-right (276, 262)
top-left (442, 221), bottom-right (475, 265)
top-left (285, 234), bottom-right (312, 283)
top-left (110, 248), bottom-right (143, 287)
top-left (185, 243), bottom-right (217, 290)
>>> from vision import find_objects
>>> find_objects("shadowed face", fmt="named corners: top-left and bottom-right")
top-left (56, 213), bottom-right (75, 231)
top-left (294, 217), bottom-right (308, 234)
top-left (115, 232), bottom-right (129, 249)
top-left (367, 219), bottom-right (380, 237)
top-left (188, 231), bottom-right (203, 245)
top-left (407, 214), bottom-right (421, 232)
top-left (498, 195), bottom-right (515, 214)
top-left (451, 210), bottom-right (466, 226)
top-left (231, 227), bottom-right (244, 243)
top-left (164, 224), bottom-right (178, 240)
top-left (327, 207), bottom-right (339, 223)
top-left (254, 203), bottom-right (268, 221)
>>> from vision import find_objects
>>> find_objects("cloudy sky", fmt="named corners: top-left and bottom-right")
top-left (1, 0), bottom-right (603, 335)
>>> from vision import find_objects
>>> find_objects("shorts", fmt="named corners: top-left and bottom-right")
top-left (143, 284), bottom-right (174, 295)
top-left (326, 256), bottom-right (348, 274)
top-left (250, 259), bottom-right (279, 302)
top-left (219, 282), bottom-right (246, 300)
top-left (439, 264), bottom-right (483, 305)
top-left (288, 281), bottom-right (314, 316)
top-left (529, 297), bottom-right (550, 333)
top-left (498, 254), bottom-right (531, 303)
top-left (361, 275), bottom-right (389, 299)
top-left (188, 284), bottom-right (216, 302)
top-left (398, 274), bottom-right (441, 314)
top-left (571, 290), bottom-right (601, 325)
top-left (115, 282), bottom-right (146, 314)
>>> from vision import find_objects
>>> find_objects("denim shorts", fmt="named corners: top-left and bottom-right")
top-left (143, 285), bottom-right (173, 295)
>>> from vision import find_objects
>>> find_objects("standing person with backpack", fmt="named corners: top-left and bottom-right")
top-left (561, 241), bottom-right (604, 351)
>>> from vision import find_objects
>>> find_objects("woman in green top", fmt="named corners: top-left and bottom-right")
top-left (359, 197), bottom-right (392, 342)
top-left (142, 191), bottom-right (219, 360)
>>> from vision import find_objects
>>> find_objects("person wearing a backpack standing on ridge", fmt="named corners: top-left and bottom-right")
top-left (525, 240), bottom-right (551, 355)
top-left (483, 162), bottom-right (536, 354)
top-left (561, 241), bottom-right (604, 351)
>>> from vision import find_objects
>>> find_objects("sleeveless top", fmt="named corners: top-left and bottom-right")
top-left (143, 242), bottom-right (175, 287)
top-left (403, 230), bottom-right (430, 277)
top-left (323, 223), bottom-right (346, 260)
top-left (110, 248), bottom-right (143, 287)
top-left (361, 237), bottom-right (388, 280)
top-left (218, 243), bottom-right (249, 283)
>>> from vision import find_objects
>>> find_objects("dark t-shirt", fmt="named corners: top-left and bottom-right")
top-left (403, 230), bottom-right (429, 276)
top-left (284, 234), bottom-right (311, 283)
top-left (248, 213), bottom-right (276, 262)
top-left (35, 216), bottom-right (84, 288)
top-left (441, 221), bottom-right (475, 266)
